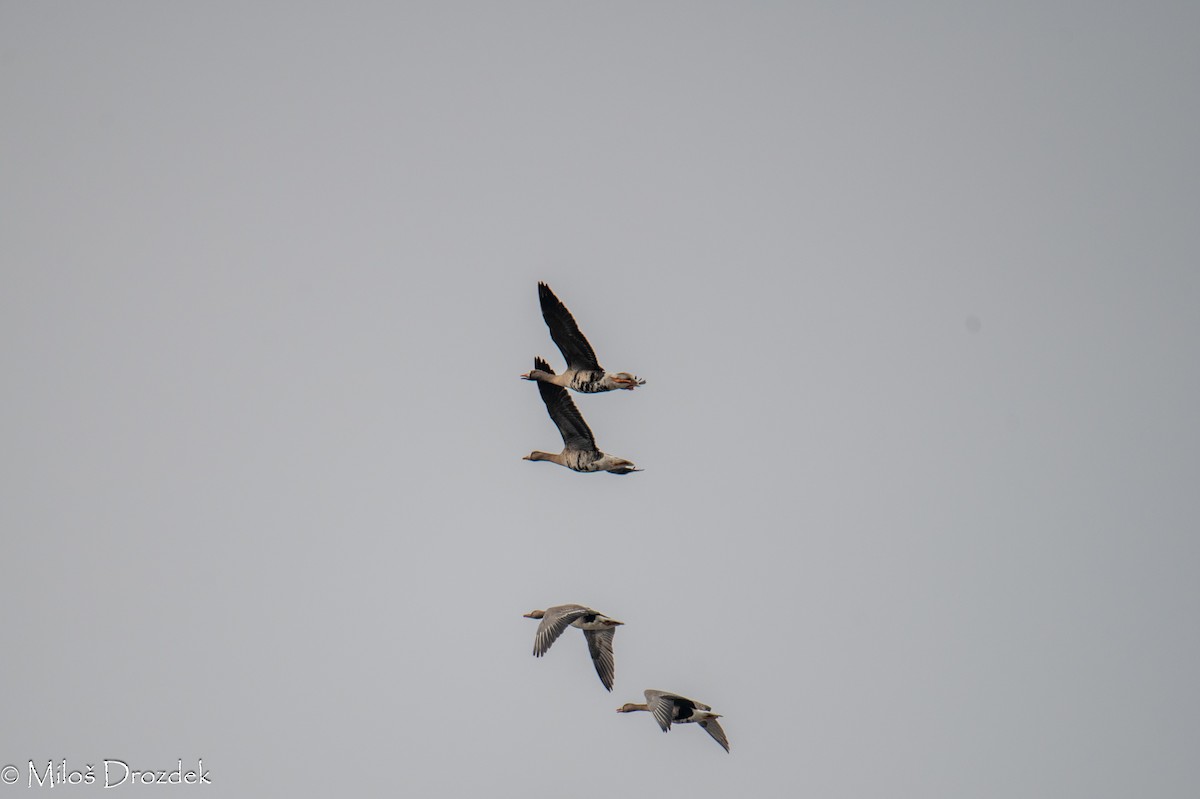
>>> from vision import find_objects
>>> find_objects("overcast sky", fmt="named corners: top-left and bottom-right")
top-left (3, 2), bottom-right (1198, 796)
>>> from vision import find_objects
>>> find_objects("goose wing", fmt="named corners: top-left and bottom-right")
top-left (532, 604), bottom-right (593, 657)
top-left (533, 357), bottom-right (596, 452)
top-left (699, 718), bottom-right (730, 752)
top-left (538, 282), bottom-right (603, 372)
top-left (644, 690), bottom-right (687, 732)
top-left (583, 628), bottom-right (617, 692)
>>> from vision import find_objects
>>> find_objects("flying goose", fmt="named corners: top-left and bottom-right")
top-left (523, 604), bottom-right (624, 691)
top-left (616, 689), bottom-right (730, 752)
top-left (523, 357), bottom-right (641, 474)
top-left (521, 282), bottom-right (645, 393)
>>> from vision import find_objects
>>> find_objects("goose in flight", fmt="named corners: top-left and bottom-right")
top-left (521, 282), bottom-right (645, 393)
top-left (523, 357), bottom-right (641, 474)
top-left (523, 604), bottom-right (624, 691)
top-left (616, 689), bottom-right (730, 752)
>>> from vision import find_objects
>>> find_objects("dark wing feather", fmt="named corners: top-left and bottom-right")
top-left (583, 628), bottom-right (617, 691)
top-left (532, 358), bottom-right (596, 452)
top-left (652, 690), bottom-right (706, 714)
top-left (700, 719), bottom-right (730, 752)
top-left (644, 690), bottom-right (678, 732)
top-left (538, 282), bottom-right (603, 372)
top-left (532, 604), bottom-right (592, 657)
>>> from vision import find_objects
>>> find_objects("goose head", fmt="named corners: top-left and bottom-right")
top-left (523, 451), bottom-right (552, 462)
top-left (616, 702), bottom-right (648, 713)
top-left (523, 610), bottom-right (546, 619)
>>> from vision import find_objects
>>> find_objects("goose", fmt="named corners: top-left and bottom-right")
top-left (523, 604), bottom-right (624, 691)
top-left (521, 282), bottom-right (645, 393)
top-left (523, 357), bottom-right (642, 474)
top-left (616, 689), bottom-right (730, 752)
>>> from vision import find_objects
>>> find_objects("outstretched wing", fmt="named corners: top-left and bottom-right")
top-left (644, 690), bottom-right (680, 732)
top-left (538, 282), bottom-right (603, 372)
top-left (699, 719), bottom-right (730, 752)
top-left (532, 604), bottom-right (592, 657)
top-left (584, 628), bottom-right (617, 692)
top-left (533, 357), bottom-right (596, 452)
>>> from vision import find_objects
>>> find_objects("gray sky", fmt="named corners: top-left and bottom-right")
top-left (3, 2), bottom-right (1198, 796)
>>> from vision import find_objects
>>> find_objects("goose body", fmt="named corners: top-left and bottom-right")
top-left (523, 357), bottom-right (641, 475)
top-left (523, 604), bottom-right (624, 691)
top-left (521, 282), bottom-right (645, 393)
top-left (617, 689), bottom-right (730, 752)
